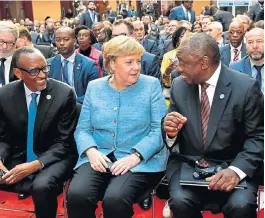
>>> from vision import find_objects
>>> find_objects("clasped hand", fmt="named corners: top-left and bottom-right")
top-left (206, 168), bottom-right (240, 192)
top-left (86, 148), bottom-right (141, 175)
top-left (164, 112), bottom-right (187, 137)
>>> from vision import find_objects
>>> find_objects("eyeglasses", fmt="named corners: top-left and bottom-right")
top-left (111, 33), bottom-right (128, 38)
top-left (77, 34), bottom-right (90, 39)
top-left (16, 65), bottom-right (50, 77)
top-left (0, 41), bottom-right (16, 47)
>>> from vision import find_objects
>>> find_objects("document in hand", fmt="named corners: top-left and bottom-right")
top-left (179, 163), bottom-right (247, 189)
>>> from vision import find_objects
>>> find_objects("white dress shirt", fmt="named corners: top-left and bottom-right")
top-left (60, 52), bottom-right (76, 87)
top-left (167, 62), bottom-right (246, 181)
top-left (181, 5), bottom-right (191, 22)
top-left (230, 43), bottom-right (243, 63)
top-left (24, 83), bottom-right (41, 110)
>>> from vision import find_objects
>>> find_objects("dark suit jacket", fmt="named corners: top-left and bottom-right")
top-left (220, 43), bottom-right (248, 67)
top-left (213, 10), bottom-right (233, 32)
top-left (168, 5), bottom-right (195, 23)
top-left (247, 2), bottom-right (263, 21)
top-left (42, 32), bottom-right (56, 45)
top-left (80, 11), bottom-right (100, 29)
top-left (47, 53), bottom-right (99, 103)
top-left (165, 64), bottom-right (264, 182)
top-left (34, 44), bottom-right (57, 59)
top-left (7, 61), bottom-right (17, 84)
top-left (142, 39), bottom-right (160, 57)
top-left (0, 79), bottom-right (78, 167)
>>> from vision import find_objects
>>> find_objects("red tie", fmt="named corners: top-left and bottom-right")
top-left (201, 83), bottom-right (210, 145)
top-left (233, 48), bottom-right (239, 62)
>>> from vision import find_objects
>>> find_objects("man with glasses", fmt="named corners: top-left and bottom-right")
top-left (48, 26), bottom-right (99, 103)
top-left (0, 47), bottom-right (78, 218)
top-left (0, 21), bottom-right (19, 86)
top-left (169, 1), bottom-right (195, 24)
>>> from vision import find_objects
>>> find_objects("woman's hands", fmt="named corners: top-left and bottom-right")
top-left (86, 147), bottom-right (111, 173)
top-left (110, 154), bottom-right (141, 176)
top-left (86, 148), bottom-right (141, 175)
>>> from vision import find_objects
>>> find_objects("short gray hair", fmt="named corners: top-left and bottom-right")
top-left (177, 33), bottom-right (220, 65)
top-left (0, 21), bottom-right (19, 41)
top-left (210, 21), bottom-right (223, 32)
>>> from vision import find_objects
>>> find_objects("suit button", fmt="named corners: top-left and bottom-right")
top-left (15, 146), bottom-right (18, 149)
top-left (114, 107), bottom-right (118, 111)
top-left (113, 120), bottom-right (116, 124)
top-left (112, 133), bottom-right (115, 137)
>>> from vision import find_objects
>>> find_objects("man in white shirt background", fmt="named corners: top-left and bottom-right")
top-left (0, 21), bottom-right (19, 86)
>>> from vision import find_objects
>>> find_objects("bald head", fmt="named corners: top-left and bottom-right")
top-left (228, 21), bottom-right (245, 48)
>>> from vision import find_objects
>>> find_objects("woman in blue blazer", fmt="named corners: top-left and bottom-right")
top-left (67, 36), bottom-right (168, 218)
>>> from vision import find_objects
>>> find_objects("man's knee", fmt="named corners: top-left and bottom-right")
top-left (169, 193), bottom-right (191, 213)
top-left (223, 190), bottom-right (257, 216)
top-left (102, 192), bottom-right (131, 213)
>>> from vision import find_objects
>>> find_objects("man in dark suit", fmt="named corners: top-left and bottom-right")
top-left (80, 1), bottom-right (100, 29)
top-left (132, 21), bottom-right (160, 57)
top-left (247, 0), bottom-right (264, 21)
top-left (210, 5), bottom-right (233, 32)
top-left (16, 26), bottom-right (57, 59)
top-left (169, 1), bottom-right (195, 24)
top-left (230, 28), bottom-right (264, 93)
top-left (0, 22), bottom-right (19, 85)
top-left (163, 33), bottom-right (263, 218)
top-left (111, 19), bottom-right (161, 81)
top-left (0, 47), bottom-right (77, 218)
top-left (48, 27), bottom-right (99, 104)
top-left (220, 21), bottom-right (247, 66)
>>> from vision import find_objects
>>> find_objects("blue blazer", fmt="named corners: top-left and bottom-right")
top-left (169, 6), bottom-right (195, 23)
top-left (74, 75), bottom-right (168, 172)
top-left (47, 53), bottom-right (99, 103)
top-left (230, 56), bottom-right (252, 77)
top-left (220, 43), bottom-right (248, 67)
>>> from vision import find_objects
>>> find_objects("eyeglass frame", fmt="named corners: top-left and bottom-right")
top-left (15, 65), bottom-right (51, 77)
top-left (0, 41), bottom-right (16, 47)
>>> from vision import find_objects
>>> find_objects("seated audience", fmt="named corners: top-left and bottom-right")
top-left (48, 27), bottom-right (99, 103)
top-left (192, 21), bottom-right (202, 33)
top-left (75, 25), bottom-right (102, 77)
top-left (66, 36), bottom-right (167, 218)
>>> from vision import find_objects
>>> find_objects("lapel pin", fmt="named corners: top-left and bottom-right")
top-left (76, 63), bottom-right (81, 70)
top-left (220, 94), bottom-right (225, 99)
top-left (46, 95), bottom-right (51, 100)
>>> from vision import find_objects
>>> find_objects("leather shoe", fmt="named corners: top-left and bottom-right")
top-left (18, 193), bottom-right (30, 200)
top-left (138, 196), bottom-right (152, 210)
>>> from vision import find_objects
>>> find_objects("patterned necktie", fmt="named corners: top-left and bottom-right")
top-left (254, 65), bottom-right (264, 90)
top-left (63, 59), bottom-right (69, 84)
top-left (27, 93), bottom-right (38, 163)
top-left (201, 83), bottom-right (210, 145)
top-left (0, 58), bottom-right (6, 86)
top-left (233, 48), bottom-right (239, 62)
top-left (185, 10), bottom-right (189, 21)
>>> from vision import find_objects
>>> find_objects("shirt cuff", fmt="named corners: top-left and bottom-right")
top-left (166, 134), bottom-right (177, 148)
top-left (37, 160), bottom-right (44, 170)
top-left (229, 166), bottom-right (247, 181)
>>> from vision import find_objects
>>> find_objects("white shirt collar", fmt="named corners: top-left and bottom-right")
top-left (249, 58), bottom-right (264, 69)
top-left (24, 83), bottom-right (41, 98)
top-left (181, 4), bottom-right (187, 13)
top-left (60, 52), bottom-right (76, 64)
top-left (230, 43), bottom-right (242, 52)
top-left (217, 38), bottom-right (223, 45)
top-left (204, 62), bottom-right (221, 87)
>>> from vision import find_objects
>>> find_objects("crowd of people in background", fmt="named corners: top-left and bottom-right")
top-left (0, 0), bottom-right (264, 218)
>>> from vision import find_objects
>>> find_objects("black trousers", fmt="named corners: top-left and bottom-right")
top-left (0, 157), bottom-right (76, 218)
top-left (167, 168), bottom-right (259, 218)
top-left (67, 162), bottom-right (163, 218)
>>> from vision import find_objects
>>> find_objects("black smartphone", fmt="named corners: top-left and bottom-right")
top-left (0, 169), bottom-right (6, 179)
top-left (106, 162), bottom-right (114, 172)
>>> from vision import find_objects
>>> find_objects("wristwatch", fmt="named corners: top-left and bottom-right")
top-left (132, 150), bottom-right (143, 161)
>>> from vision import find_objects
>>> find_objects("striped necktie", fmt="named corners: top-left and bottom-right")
top-left (201, 83), bottom-right (210, 145)
top-left (233, 48), bottom-right (239, 62)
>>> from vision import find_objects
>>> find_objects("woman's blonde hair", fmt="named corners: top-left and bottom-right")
top-left (103, 35), bottom-right (144, 74)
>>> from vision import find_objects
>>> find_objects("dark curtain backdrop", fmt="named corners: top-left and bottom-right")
top-left (0, 2), bottom-right (7, 20)
top-left (60, 1), bottom-right (73, 19)
top-left (22, 1), bottom-right (33, 21)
